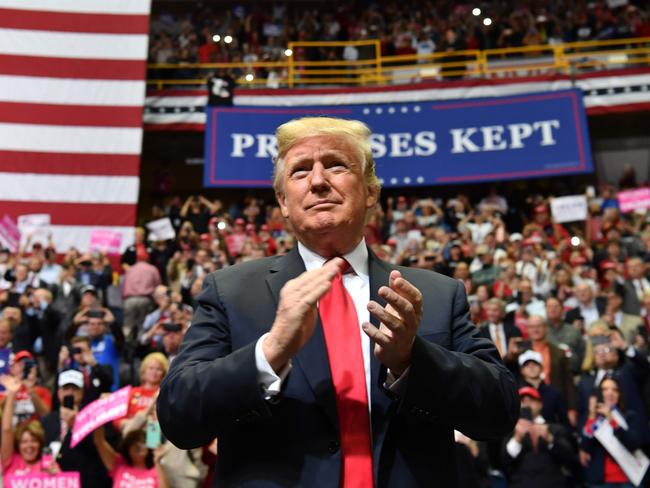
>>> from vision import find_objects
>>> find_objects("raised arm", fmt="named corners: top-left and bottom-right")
top-left (92, 425), bottom-right (117, 472)
top-left (0, 375), bottom-right (21, 465)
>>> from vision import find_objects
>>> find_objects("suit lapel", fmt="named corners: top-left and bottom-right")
top-left (368, 250), bottom-right (395, 462)
top-left (265, 248), bottom-right (338, 430)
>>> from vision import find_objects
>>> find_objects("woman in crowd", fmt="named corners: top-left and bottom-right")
top-left (0, 375), bottom-right (59, 476)
top-left (93, 425), bottom-right (169, 488)
top-left (114, 352), bottom-right (168, 433)
top-left (580, 377), bottom-right (643, 487)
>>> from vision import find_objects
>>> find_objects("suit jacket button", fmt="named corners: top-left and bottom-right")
top-left (328, 440), bottom-right (340, 453)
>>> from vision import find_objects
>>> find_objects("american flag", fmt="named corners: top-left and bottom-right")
top-left (0, 0), bottom-right (151, 253)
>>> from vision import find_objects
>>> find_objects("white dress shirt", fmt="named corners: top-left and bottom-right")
top-left (489, 323), bottom-right (508, 355)
top-left (254, 238), bottom-right (404, 403)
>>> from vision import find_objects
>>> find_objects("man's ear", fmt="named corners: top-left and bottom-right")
top-left (276, 191), bottom-right (289, 218)
top-left (366, 184), bottom-right (379, 209)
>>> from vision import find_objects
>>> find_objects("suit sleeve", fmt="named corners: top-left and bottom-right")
top-left (397, 280), bottom-right (519, 440)
top-left (157, 273), bottom-right (271, 449)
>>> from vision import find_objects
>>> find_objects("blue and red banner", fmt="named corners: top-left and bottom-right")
top-left (203, 89), bottom-right (592, 188)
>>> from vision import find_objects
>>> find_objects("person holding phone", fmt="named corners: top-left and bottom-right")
top-left (0, 374), bottom-right (59, 477)
top-left (40, 369), bottom-right (112, 487)
top-left (0, 350), bottom-right (51, 426)
top-left (503, 386), bottom-right (576, 488)
top-left (93, 425), bottom-right (170, 488)
top-left (580, 377), bottom-right (645, 487)
top-left (57, 336), bottom-right (113, 404)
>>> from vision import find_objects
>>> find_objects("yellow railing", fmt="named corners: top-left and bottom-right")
top-left (146, 37), bottom-right (650, 90)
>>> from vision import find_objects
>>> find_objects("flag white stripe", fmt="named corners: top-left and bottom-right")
top-left (0, 28), bottom-right (149, 61)
top-left (145, 96), bottom-right (208, 107)
top-left (0, 76), bottom-right (145, 106)
top-left (0, 123), bottom-right (143, 155)
top-left (144, 112), bottom-right (206, 124)
top-left (19, 225), bottom-right (136, 254)
top-left (0, 173), bottom-right (139, 203)
top-left (576, 74), bottom-right (650, 90)
top-left (0, 0), bottom-right (151, 15)
top-left (584, 91), bottom-right (650, 107)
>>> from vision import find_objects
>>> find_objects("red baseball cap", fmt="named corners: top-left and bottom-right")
top-left (199, 233), bottom-right (211, 242)
top-left (518, 386), bottom-right (541, 401)
top-left (12, 350), bottom-right (34, 365)
top-left (234, 218), bottom-right (245, 225)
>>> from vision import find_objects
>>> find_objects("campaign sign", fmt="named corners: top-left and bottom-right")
top-left (0, 214), bottom-right (20, 251)
top-left (550, 195), bottom-right (588, 223)
top-left (89, 230), bottom-right (123, 255)
top-left (618, 187), bottom-right (650, 213)
top-left (4, 472), bottom-right (81, 488)
top-left (71, 386), bottom-right (131, 448)
top-left (204, 89), bottom-right (593, 188)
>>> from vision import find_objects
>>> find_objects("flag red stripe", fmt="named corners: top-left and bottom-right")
top-left (0, 8), bottom-right (149, 34)
top-left (0, 102), bottom-right (143, 127)
top-left (0, 150), bottom-right (140, 176)
top-left (0, 55), bottom-right (146, 80)
top-left (1, 201), bottom-right (135, 226)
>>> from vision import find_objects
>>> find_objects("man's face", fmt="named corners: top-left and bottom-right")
top-left (594, 343), bottom-right (618, 369)
top-left (628, 259), bottom-right (645, 279)
top-left (86, 318), bottom-right (104, 339)
top-left (276, 135), bottom-right (378, 253)
top-left (545, 299), bottom-right (563, 322)
top-left (0, 323), bottom-right (11, 348)
top-left (485, 303), bottom-right (503, 324)
top-left (575, 284), bottom-right (592, 304)
top-left (607, 292), bottom-right (622, 313)
top-left (521, 395), bottom-right (542, 418)
top-left (72, 341), bottom-right (91, 365)
top-left (526, 317), bottom-right (547, 341)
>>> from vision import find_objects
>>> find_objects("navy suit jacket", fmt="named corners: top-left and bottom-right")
top-left (158, 247), bottom-right (519, 487)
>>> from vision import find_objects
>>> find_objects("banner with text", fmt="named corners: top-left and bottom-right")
top-left (71, 386), bottom-right (131, 448)
top-left (203, 89), bottom-right (593, 188)
top-left (5, 472), bottom-right (80, 488)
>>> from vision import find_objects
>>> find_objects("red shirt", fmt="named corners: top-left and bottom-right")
top-left (113, 386), bottom-right (158, 430)
top-left (0, 385), bottom-right (52, 426)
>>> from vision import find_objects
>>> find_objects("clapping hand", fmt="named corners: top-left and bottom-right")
top-left (363, 270), bottom-right (422, 376)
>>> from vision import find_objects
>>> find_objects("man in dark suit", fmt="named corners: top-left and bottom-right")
top-left (617, 257), bottom-right (650, 316)
top-left (564, 283), bottom-right (606, 331)
top-left (158, 117), bottom-right (519, 487)
top-left (478, 298), bottom-right (522, 366)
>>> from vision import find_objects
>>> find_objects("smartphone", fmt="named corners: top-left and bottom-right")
top-left (63, 394), bottom-right (74, 410)
top-left (596, 389), bottom-right (605, 404)
top-left (520, 406), bottom-right (533, 421)
top-left (22, 359), bottom-right (35, 380)
top-left (162, 322), bottom-right (182, 333)
top-left (519, 340), bottom-right (532, 351)
top-left (146, 419), bottom-right (162, 449)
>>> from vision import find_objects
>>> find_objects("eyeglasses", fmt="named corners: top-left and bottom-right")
top-left (594, 347), bottom-right (612, 355)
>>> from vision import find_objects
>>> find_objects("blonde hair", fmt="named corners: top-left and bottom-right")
top-left (15, 421), bottom-right (45, 454)
top-left (140, 352), bottom-right (169, 379)
top-left (273, 117), bottom-right (380, 194)
top-left (581, 320), bottom-right (610, 372)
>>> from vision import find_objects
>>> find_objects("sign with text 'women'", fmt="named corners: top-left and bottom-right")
top-left (203, 89), bottom-right (592, 188)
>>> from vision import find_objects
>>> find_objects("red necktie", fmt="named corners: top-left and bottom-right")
top-left (319, 261), bottom-right (374, 488)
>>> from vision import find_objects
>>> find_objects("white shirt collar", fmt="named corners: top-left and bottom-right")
top-left (297, 238), bottom-right (369, 278)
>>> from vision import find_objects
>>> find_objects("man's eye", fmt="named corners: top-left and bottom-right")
top-left (328, 164), bottom-right (347, 172)
top-left (290, 168), bottom-right (308, 178)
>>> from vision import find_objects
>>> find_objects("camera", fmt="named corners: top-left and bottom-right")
top-left (22, 359), bottom-right (35, 380)
top-left (162, 323), bottom-right (182, 333)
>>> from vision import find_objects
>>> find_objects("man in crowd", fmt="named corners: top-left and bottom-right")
top-left (478, 298), bottom-right (521, 362)
top-left (503, 386), bottom-right (576, 487)
top-left (86, 310), bottom-right (120, 391)
top-left (122, 254), bottom-right (161, 340)
top-left (565, 283), bottom-right (606, 331)
top-left (517, 350), bottom-right (570, 428)
top-left (159, 117), bottom-right (518, 487)
top-left (58, 336), bottom-right (113, 404)
top-left (619, 257), bottom-right (650, 315)
top-left (41, 368), bottom-right (112, 487)
top-left (545, 296), bottom-right (584, 374)
top-left (526, 315), bottom-right (577, 424)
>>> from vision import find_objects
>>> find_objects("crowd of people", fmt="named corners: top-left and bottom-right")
top-left (149, 0), bottom-right (650, 82)
top-left (1, 173), bottom-right (650, 485)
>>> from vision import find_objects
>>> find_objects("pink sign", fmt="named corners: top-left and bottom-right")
top-left (71, 386), bottom-right (132, 448)
top-left (88, 229), bottom-right (122, 255)
top-left (5, 472), bottom-right (80, 488)
top-left (618, 187), bottom-right (650, 213)
top-left (0, 214), bottom-right (20, 251)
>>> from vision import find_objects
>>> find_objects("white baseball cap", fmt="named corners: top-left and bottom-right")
top-left (518, 350), bottom-right (543, 367)
top-left (58, 369), bottom-right (84, 389)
